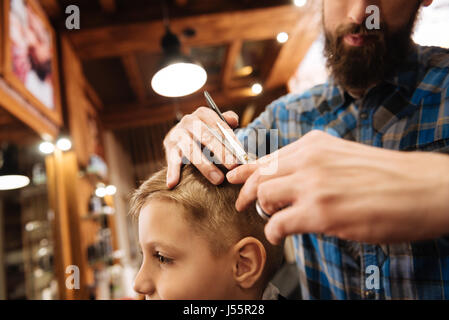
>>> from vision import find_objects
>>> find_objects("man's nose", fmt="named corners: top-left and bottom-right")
top-left (133, 265), bottom-right (156, 297)
top-left (347, 0), bottom-right (372, 25)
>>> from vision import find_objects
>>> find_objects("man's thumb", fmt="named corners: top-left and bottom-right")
top-left (264, 206), bottom-right (304, 245)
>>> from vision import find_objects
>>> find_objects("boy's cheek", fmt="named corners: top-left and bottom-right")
top-left (156, 268), bottom-right (206, 300)
top-left (158, 264), bottom-right (231, 299)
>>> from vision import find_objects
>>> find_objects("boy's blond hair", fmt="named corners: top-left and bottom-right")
top-left (129, 165), bottom-right (284, 286)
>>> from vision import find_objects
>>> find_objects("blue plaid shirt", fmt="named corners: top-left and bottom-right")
top-left (236, 44), bottom-right (449, 299)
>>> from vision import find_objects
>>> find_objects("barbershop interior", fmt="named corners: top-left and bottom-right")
top-left (0, 0), bottom-right (448, 300)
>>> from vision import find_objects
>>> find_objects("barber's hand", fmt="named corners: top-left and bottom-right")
top-left (164, 107), bottom-right (240, 188)
top-left (227, 130), bottom-right (449, 245)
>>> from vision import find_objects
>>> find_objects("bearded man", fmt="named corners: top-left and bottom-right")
top-left (163, 0), bottom-right (449, 299)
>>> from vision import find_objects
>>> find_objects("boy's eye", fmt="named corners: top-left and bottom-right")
top-left (154, 252), bottom-right (173, 265)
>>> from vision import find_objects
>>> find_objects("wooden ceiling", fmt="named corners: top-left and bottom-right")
top-left (39, 0), bottom-right (321, 130)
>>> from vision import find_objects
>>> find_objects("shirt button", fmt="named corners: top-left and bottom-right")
top-left (360, 112), bottom-right (368, 120)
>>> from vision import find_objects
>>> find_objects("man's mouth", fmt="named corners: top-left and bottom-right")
top-left (343, 34), bottom-right (368, 47)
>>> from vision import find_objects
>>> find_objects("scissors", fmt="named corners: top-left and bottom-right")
top-left (203, 91), bottom-right (271, 221)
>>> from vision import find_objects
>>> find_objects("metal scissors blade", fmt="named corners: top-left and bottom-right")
top-left (204, 91), bottom-right (227, 123)
top-left (216, 122), bottom-right (249, 164)
top-left (204, 124), bottom-right (243, 163)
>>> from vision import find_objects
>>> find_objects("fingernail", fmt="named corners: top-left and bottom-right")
top-left (235, 200), bottom-right (242, 212)
top-left (210, 171), bottom-right (223, 184)
top-left (167, 173), bottom-right (177, 189)
top-left (226, 170), bottom-right (235, 180)
top-left (265, 223), bottom-right (280, 245)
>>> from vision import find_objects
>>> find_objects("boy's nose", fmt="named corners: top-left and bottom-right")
top-left (133, 267), bottom-right (156, 297)
top-left (347, 0), bottom-right (372, 25)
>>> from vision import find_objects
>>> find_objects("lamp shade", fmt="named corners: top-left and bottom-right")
top-left (151, 27), bottom-right (207, 97)
top-left (0, 145), bottom-right (30, 191)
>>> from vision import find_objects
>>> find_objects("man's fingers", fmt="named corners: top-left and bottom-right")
top-left (163, 107), bottom-right (241, 188)
top-left (166, 145), bottom-right (183, 188)
top-left (257, 176), bottom-right (298, 215)
top-left (166, 127), bottom-right (225, 185)
top-left (234, 159), bottom-right (299, 211)
top-left (165, 128), bottom-right (191, 188)
top-left (195, 107), bottom-right (242, 146)
top-left (234, 166), bottom-right (262, 211)
top-left (227, 142), bottom-right (301, 184)
top-left (222, 111), bottom-right (239, 128)
top-left (264, 204), bottom-right (312, 245)
top-left (195, 107), bottom-right (233, 131)
top-left (226, 163), bottom-right (258, 184)
top-left (177, 137), bottom-right (224, 185)
top-left (187, 120), bottom-right (239, 170)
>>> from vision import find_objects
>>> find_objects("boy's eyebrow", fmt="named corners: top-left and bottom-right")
top-left (142, 241), bottom-right (181, 254)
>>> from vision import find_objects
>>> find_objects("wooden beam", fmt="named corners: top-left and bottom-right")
top-left (68, 5), bottom-right (306, 60)
top-left (101, 87), bottom-right (264, 130)
top-left (46, 151), bottom-right (89, 299)
top-left (84, 80), bottom-right (104, 111)
top-left (121, 55), bottom-right (147, 103)
top-left (265, 5), bottom-right (321, 89)
top-left (53, 0), bottom-right (295, 30)
top-left (175, 0), bottom-right (189, 6)
top-left (99, 0), bottom-right (116, 13)
top-left (221, 40), bottom-right (242, 89)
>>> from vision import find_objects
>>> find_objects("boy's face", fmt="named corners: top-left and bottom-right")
top-left (134, 199), bottom-right (238, 299)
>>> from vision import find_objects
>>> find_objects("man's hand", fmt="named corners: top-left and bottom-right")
top-left (164, 107), bottom-right (241, 188)
top-left (227, 130), bottom-right (449, 245)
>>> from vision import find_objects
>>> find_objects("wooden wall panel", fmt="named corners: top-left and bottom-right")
top-left (61, 35), bottom-right (102, 167)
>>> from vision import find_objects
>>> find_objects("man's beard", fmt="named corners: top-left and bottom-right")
top-left (323, 7), bottom-right (420, 92)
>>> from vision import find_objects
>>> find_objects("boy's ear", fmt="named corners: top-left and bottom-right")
top-left (231, 237), bottom-right (266, 289)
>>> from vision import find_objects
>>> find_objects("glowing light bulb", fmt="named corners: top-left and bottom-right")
top-left (95, 187), bottom-right (107, 198)
top-left (56, 138), bottom-right (72, 151)
top-left (251, 83), bottom-right (263, 95)
top-left (277, 32), bottom-right (289, 44)
top-left (106, 185), bottom-right (117, 196)
top-left (39, 141), bottom-right (55, 154)
top-left (294, 0), bottom-right (307, 7)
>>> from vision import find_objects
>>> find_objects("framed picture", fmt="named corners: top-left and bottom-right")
top-left (1, 0), bottom-right (62, 126)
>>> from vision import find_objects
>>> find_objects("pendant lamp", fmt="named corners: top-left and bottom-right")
top-left (151, 2), bottom-right (207, 97)
top-left (0, 145), bottom-right (30, 191)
